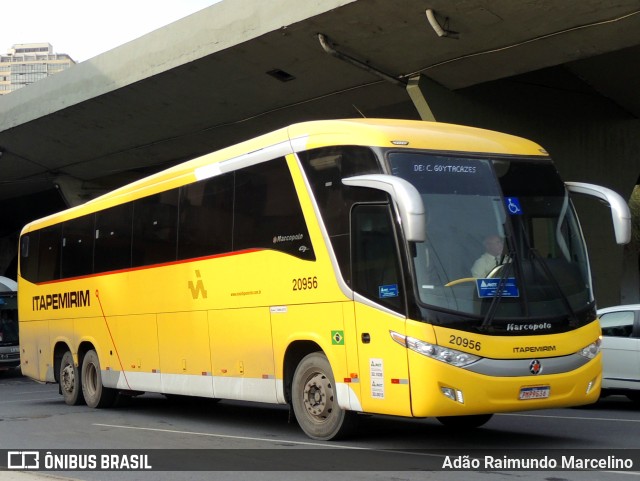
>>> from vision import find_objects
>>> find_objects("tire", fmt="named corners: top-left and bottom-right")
top-left (291, 352), bottom-right (355, 440)
top-left (81, 349), bottom-right (117, 408)
top-left (59, 351), bottom-right (84, 406)
top-left (436, 413), bottom-right (493, 428)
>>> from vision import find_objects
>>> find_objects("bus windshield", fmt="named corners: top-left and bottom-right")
top-left (388, 151), bottom-right (592, 327)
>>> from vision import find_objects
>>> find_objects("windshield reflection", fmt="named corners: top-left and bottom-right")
top-left (388, 151), bottom-right (592, 325)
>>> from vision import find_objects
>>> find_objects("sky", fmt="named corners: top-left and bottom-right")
top-left (0, 0), bottom-right (221, 62)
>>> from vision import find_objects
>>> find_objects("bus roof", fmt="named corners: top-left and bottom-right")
top-left (21, 119), bottom-right (547, 233)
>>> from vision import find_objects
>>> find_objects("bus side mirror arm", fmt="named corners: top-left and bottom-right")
top-left (565, 181), bottom-right (631, 245)
top-left (342, 174), bottom-right (426, 242)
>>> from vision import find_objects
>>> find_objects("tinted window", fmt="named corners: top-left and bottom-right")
top-left (37, 225), bottom-right (61, 282)
top-left (94, 203), bottom-right (133, 273)
top-left (234, 158), bottom-right (314, 260)
top-left (61, 214), bottom-right (94, 278)
top-left (298, 146), bottom-right (383, 280)
top-left (178, 174), bottom-right (233, 260)
top-left (352, 204), bottom-right (404, 313)
top-left (19, 233), bottom-right (39, 283)
top-left (133, 190), bottom-right (179, 266)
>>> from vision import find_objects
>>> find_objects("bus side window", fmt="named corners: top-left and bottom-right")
top-left (351, 203), bottom-right (404, 313)
top-left (234, 158), bottom-right (315, 260)
top-left (20, 232), bottom-right (40, 283)
top-left (298, 146), bottom-right (383, 282)
top-left (178, 173), bottom-right (234, 260)
top-left (94, 203), bottom-right (133, 273)
top-left (37, 224), bottom-right (62, 282)
top-left (61, 214), bottom-right (95, 278)
top-left (133, 190), bottom-right (179, 267)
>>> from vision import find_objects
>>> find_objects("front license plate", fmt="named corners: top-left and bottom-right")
top-left (519, 386), bottom-right (550, 400)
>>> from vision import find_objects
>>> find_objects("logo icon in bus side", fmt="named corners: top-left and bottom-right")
top-left (529, 359), bottom-right (542, 375)
top-left (188, 270), bottom-right (208, 299)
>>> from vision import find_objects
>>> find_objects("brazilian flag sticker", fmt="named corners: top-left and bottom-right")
top-left (331, 330), bottom-right (344, 345)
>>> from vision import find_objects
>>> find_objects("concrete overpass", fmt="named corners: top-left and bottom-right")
top-left (1, 0), bottom-right (639, 305)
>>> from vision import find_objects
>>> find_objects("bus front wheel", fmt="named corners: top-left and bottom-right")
top-left (60, 351), bottom-right (84, 406)
top-left (81, 349), bottom-right (117, 408)
top-left (436, 414), bottom-right (493, 428)
top-left (291, 352), bottom-right (355, 440)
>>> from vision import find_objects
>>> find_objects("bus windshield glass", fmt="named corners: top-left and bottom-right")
top-left (388, 151), bottom-right (592, 325)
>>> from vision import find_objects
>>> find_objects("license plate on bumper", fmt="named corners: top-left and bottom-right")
top-left (519, 386), bottom-right (550, 400)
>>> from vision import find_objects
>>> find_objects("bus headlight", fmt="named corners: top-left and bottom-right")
top-left (390, 331), bottom-right (480, 367)
top-left (578, 338), bottom-right (601, 360)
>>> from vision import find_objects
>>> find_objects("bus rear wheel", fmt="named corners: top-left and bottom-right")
top-left (436, 414), bottom-right (493, 428)
top-left (60, 351), bottom-right (84, 406)
top-left (81, 349), bottom-right (117, 408)
top-left (291, 352), bottom-right (355, 440)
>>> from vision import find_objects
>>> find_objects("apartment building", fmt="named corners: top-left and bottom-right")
top-left (0, 43), bottom-right (75, 95)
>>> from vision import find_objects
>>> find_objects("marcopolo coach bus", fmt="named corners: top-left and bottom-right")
top-left (18, 119), bottom-right (630, 440)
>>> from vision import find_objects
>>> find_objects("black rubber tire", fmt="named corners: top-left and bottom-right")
top-left (436, 413), bottom-right (493, 428)
top-left (60, 351), bottom-right (84, 406)
top-left (291, 352), bottom-right (355, 440)
top-left (81, 349), bottom-right (117, 408)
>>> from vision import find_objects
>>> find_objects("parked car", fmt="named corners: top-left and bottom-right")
top-left (0, 276), bottom-right (19, 373)
top-left (597, 304), bottom-right (640, 403)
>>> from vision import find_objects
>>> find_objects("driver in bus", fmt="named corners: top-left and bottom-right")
top-left (471, 234), bottom-right (506, 278)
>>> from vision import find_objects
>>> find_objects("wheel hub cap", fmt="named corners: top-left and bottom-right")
top-left (303, 373), bottom-right (333, 418)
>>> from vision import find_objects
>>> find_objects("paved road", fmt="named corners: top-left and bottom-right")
top-left (1, 369), bottom-right (639, 481)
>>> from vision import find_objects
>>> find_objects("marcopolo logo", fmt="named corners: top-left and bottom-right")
top-left (273, 233), bottom-right (303, 244)
top-left (506, 322), bottom-right (552, 332)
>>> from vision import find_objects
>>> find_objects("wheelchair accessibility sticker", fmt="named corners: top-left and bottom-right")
top-left (505, 197), bottom-right (522, 215)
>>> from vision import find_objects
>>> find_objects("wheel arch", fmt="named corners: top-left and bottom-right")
top-left (52, 341), bottom-right (72, 384)
top-left (52, 340), bottom-right (96, 384)
top-left (282, 340), bottom-right (322, 404)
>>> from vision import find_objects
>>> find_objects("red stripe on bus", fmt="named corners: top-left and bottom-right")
top-left (33, 248), bottom-right (263, 285)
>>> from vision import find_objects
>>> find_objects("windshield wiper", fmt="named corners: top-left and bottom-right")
top-left (479, 248), bottom-right (516, 331)
top-left (527, 246), bottom-right (580, 327)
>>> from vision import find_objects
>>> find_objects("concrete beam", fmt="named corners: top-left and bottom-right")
top-left (406, 75), bottom-right (437, 122)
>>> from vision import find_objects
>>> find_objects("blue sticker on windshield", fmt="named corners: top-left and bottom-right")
top-left (379, 284), bottom-right (399, 299)
top-left (476, 278), bottom-right (519, 298)
top-left (505, 197), bottom-right (522, 215)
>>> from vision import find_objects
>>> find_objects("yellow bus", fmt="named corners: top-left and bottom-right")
top-left (18, 119), bottom-right (630, 440)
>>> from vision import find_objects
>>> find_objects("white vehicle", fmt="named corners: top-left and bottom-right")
top-left (597, 304), bottom-right (640, 403)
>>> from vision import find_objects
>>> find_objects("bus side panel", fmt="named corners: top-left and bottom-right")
top-left (19, 320), bottom-right (49, 382)
top-left (108, 313), bottom-right (161, 392)
top-left (341, 301), bottom-right (362, 410)
top-left (210, 307), bottom-right (276, 403)
top-left (353, 302), bottom-right (412, 416)
top-left (76, 315), bottom-right (117, 387)
top-left (157, 311), bottom-right (213, 398)
top-left (271, 302), bottom-right (351, 406)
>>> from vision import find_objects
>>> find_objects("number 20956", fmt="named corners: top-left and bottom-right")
top-left (449, 335), bottom-right (481, 351)
top-left (292, 276), bottom-right (318, 291)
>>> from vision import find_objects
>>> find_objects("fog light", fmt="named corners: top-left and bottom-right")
top-left (586, 377), bottom-right (598, 394)
top-left (441, 387), bottom-right (464, 404)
